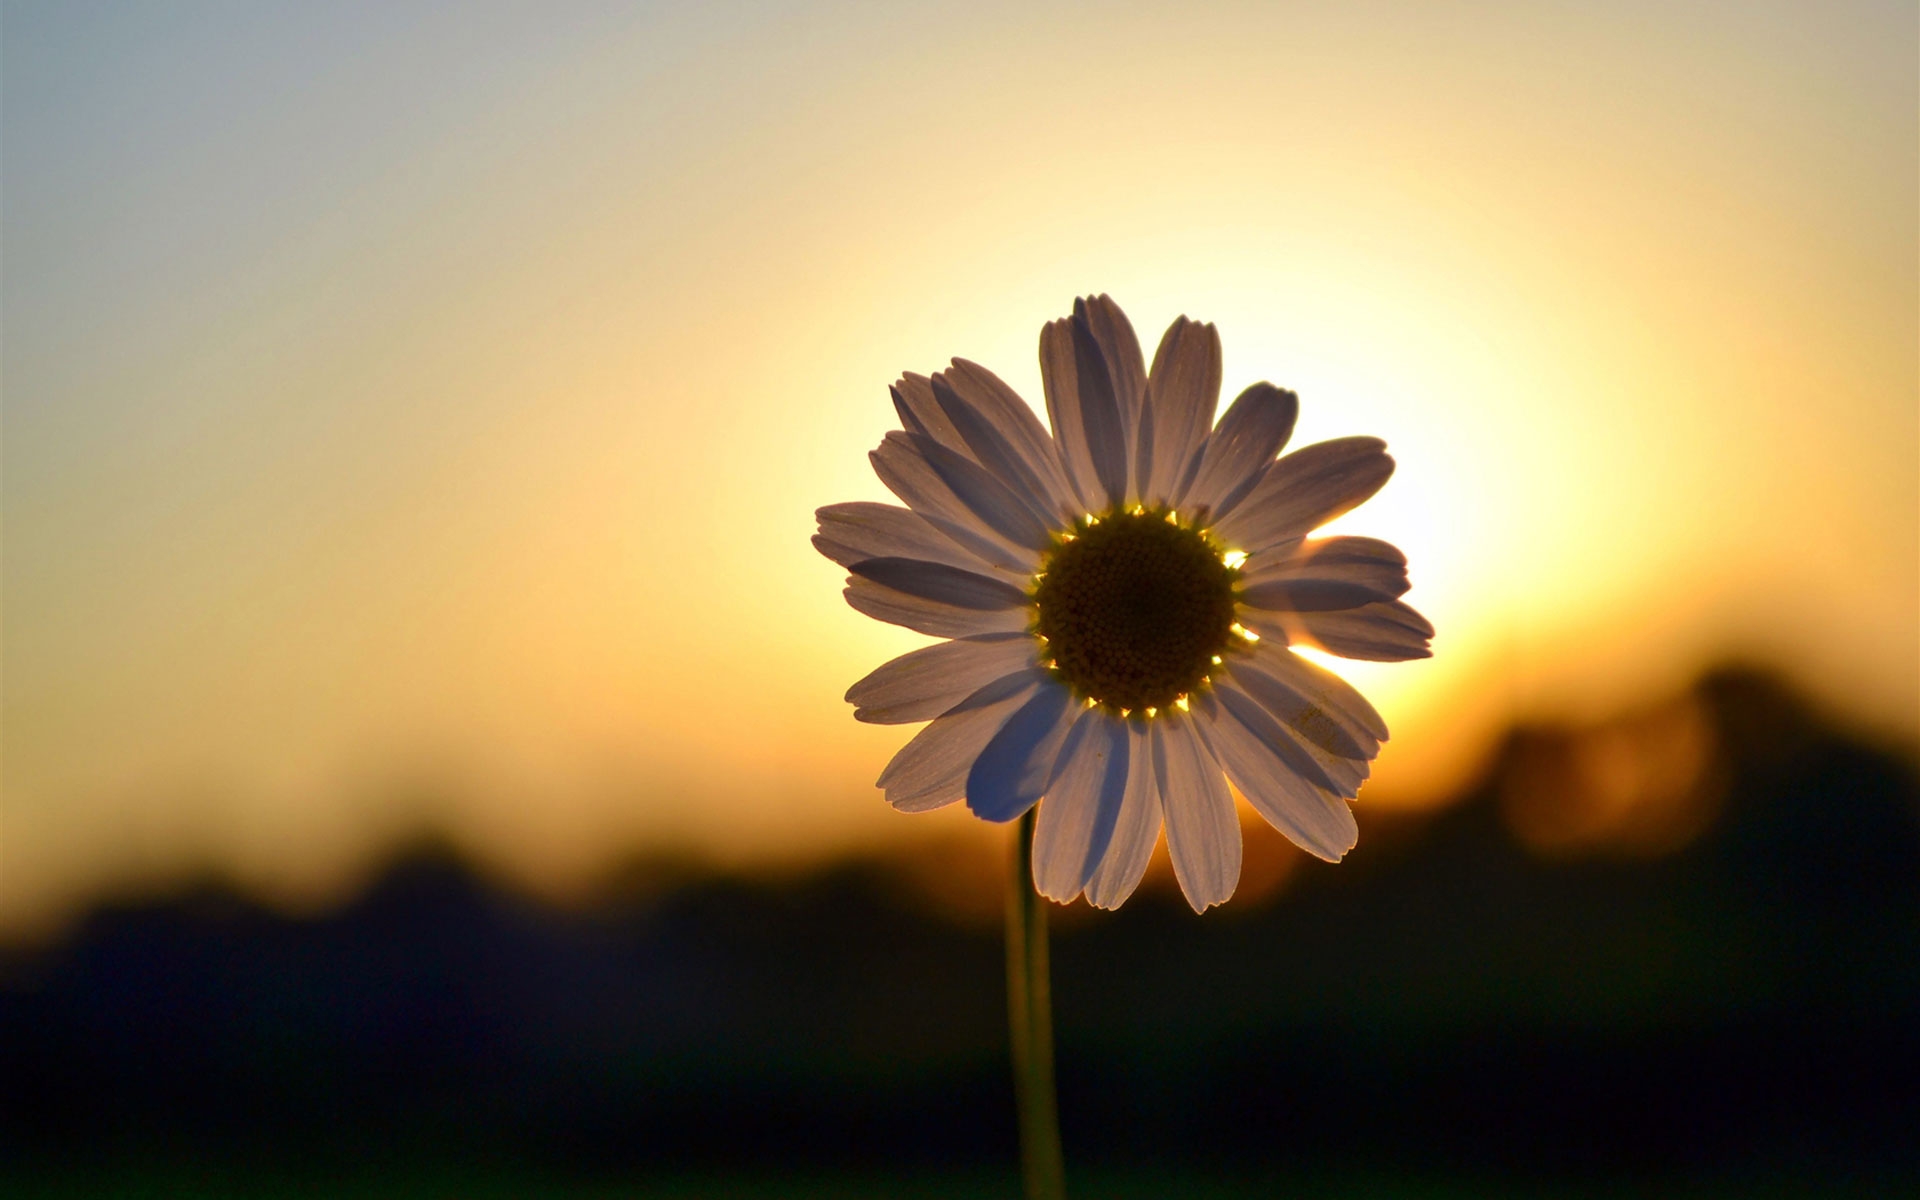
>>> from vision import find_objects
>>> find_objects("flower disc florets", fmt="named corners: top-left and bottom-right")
top-left (1032, 508), bottom-right (1240, 714)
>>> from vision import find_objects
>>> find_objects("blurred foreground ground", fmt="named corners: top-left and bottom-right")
top-left (4, 667), bottom-right (1916, 1197)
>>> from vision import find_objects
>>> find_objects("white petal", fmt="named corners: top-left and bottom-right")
top-left (1226, 651), bottom-right (1380, 763)
top-left (1242, 535), bottom-right (1407, 585)
top-left (846, 558), bottom-right (1030, 611)
top-left (1222, 652), bottom-right (1379, 804)
top-left (1083, 722), bottom-right (1161, 910)
top-left (844, 575), bottom-right (1029, 639)
top-left (1246, 642), bottom-right (1390, 743)
top-left (1216, 674), bottom-right (1367, 796)
top-left (1234, 610), bottom-right (1296, 645)
top-left (846, 633), bottom-right (1038, 724)
top-left (1176, 384), bottom-right (1298, 520)
top-left (1213, 437), bottom-right (1394, 555)
top-left (814, 502), bottom-right (1026, 584)
top-left (1284, 600), bottom-right (1434, 662)
top-left (966, 678), bottom-right (1075, 822)
top-left (1032, 710), bottom-right (1131, 902)
top-left (1140, 317), bottom-right (1222, 507)
top-left (1040, 317), bottom-right (1105, 511)
top-left (933, 361), bottom-right (1080, 523)
top-left (878, 672), bottom-right (1041, 811)
top-left (1239, 536), bottom-right (1411, 612)
top-left (1081, 295), bottom-right (1146, 434)
top-left (879, 431), bottom-right (1054, 551)
top-left (1039, 296), bottom-right (1140, 512)
top-left (1153, 715), bottom-right (1241, 912)
top-left (890, 373), bottom-right (974, 460)
top-left (1078, 295), bottom-right (1147, 495)
top-left (869, 432), bottom-right (1043, 572)
top-left (1197, 688), bottom-right (1358, 862)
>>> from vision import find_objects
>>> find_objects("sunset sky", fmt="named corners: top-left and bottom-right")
top-left (4, 0), bottom-right (1915, 939)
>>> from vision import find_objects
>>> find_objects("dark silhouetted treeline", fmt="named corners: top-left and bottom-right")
top-left (3, 668), bottom-right (1916, 1193)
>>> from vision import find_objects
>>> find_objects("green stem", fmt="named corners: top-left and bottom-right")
top-left (1006, 806), bottom-right (1066, 1200)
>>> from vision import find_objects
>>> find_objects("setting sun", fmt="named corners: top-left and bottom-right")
top-left (4, 1), bottom-right (1913, 940)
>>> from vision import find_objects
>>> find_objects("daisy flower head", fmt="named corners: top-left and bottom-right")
top-left (815, 296), bottom-right (1432, 912)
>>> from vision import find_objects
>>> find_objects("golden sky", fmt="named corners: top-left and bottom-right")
top-left (4, 0), bottom-right (1915, 938)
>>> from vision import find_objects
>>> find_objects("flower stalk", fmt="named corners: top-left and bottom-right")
top-left (1006, 807), bottom-right (1066, 1200)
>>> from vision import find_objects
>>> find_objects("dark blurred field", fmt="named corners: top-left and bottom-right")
top-left (4, 667), bottom-right (1916, 1198)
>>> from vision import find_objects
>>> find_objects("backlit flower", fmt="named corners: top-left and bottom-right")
top-left (816, 296), bottom-right (1432, 910)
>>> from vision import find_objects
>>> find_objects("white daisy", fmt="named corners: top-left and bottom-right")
top-left (816, 296), bottom-right (1432, 912)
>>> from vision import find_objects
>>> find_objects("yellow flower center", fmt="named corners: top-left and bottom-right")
top-left (1032, 508), bottom-right (1241, 714)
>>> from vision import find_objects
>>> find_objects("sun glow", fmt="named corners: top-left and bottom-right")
top-left (1287, 644), bottom-right (1347, 672)
top-left (3, 0), bottom-right (1911, 938)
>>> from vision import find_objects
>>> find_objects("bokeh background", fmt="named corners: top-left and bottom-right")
top-left (3, 1), bottom-right (1915, 1195)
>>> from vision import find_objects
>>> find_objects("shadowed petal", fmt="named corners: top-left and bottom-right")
top-left (813, 502), bottom-right (1027, 584)
top-left (1214, 674), bottom-right (1368, 796)
top-left (934, 361), bottom-right (1079, 522)
top-left (1214, 437), bottom-right (1393, 554)
top-left (1153, 715), bottom-right (1241, 912)
top-left (1239, 536), bottom-right (1411, 612)
top-left (1080, 295), bottom-right (1146, 432)
top-left (1177, 384), bottom-right (1298, 520)
top-left (1040, 297), bottom-right (1141, 511)
top-left (890, 373), bottom-right (973, 460)
top-left (880, 431), bottom-right (1054, 551)
top-left (1078, 296), bottom-right (1146, 494)
top-left (846, 633), bottom-right (1038, 725)
top-left (1226, 652), bottom-right (1380, 762)
top-left (879, 672), bottom-right (1042, 811)
top-left (1140, 317), bottom-right (1222, 507)
top-left (1284, 600), bottom-right (1434, 661)
top-left (844, 575), bottom-right (1029, 639)
top-left (1247, 643), bottom-right (1389, 743)
top-left (870, 432), bottom-right (1043, 571)
top-left (1243, 535), bottom-right (1408, 584)
top-left (1197, 688), bottom-right (1359, 861)
top-left (1084, 721), bottom-right (1160, 910)
top-left (1038, 316), bottom-right (1098, 512)
top-left (1225, 647), bottom-right (1384, 805)
top-left (966, 679), bottom-right (1075, 822)
top-left (846, 558), bottom-right (1030, 610)
top-left (1032, 710), bottom-right (1131, 902)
